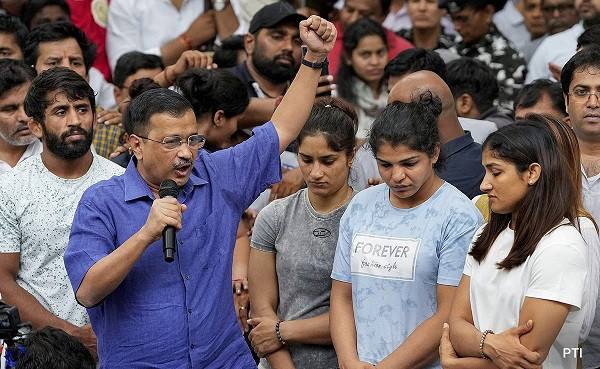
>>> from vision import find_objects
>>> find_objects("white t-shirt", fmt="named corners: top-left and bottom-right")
top-left (464, 221), bottom-right (587, 369)
top-left (0, 140), bottom-right (42, 176)
top-left (0, 154), bottom-right (124, 326)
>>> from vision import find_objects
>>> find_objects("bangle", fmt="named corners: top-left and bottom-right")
top-left (179, 34), bottom-right (194, 50)
top-left (275, 321), bottom-right (286, 345)
top-left (274, 95), bottom-right (283, 110)
top-left (163, 67), bottom-right (174, 86)
top-left (479, 329), bottom-right (494, 360)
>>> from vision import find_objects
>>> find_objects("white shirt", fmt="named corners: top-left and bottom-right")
top-left (0, 154), bottom-right (124, 326)
top-left (88, 66), bottom-right (117, 110)
top-left (465, 221), bottom-right (587, 369)
top-left (458, 117), bottom-right (497, 144)
top-left (0, 140), bottom-right (42, 176)
top-left (581, 167), bottom-right (600, 369)
top-left (106, 0), bottom-right (247, 72)
top-left (493, 0), bottom-right (530, 51)
top-left (526, 22), bottom-right (583, 83)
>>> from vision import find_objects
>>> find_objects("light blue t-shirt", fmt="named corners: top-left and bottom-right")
top-left (331, 182), bottom-right (484, 367)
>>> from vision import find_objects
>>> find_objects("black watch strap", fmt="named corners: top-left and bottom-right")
top-left (301, 58), bottom-right (328, 69)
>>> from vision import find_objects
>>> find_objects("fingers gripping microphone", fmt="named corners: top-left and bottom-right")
top-left (159, 179), bottom-right (179, 262)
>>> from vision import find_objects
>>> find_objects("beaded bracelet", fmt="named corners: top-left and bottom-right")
top-left (275, 321), bottom-right (286, 345)
top-left (274, 95), bottom-right (283, 110)
top-left (479, 329), bottom-right (494, 360)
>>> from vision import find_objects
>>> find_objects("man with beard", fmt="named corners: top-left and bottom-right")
top-left (0, 58), bottom-right (40, 175)
top-left (527, 0), bottom-right (600, 82)
top-left (0, 67), bottom-right (124, 360)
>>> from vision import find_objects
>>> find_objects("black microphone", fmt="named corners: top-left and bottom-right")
top-left (159, 179), bottom-right (179, 263)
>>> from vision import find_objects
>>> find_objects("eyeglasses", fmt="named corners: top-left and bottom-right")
top-left (451, 11), bottom-right (477, 24)
top-left (569, 90), bottom-right (600, 102)
top-left (134, 134), bottom-right (206, 150)
top-left (542, 3), bottom-right (575, 14)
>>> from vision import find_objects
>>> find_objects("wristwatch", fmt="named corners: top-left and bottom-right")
top-left (213, 0), bottom-right (227, 11)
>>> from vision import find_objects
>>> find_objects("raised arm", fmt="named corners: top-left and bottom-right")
top-left (271, 16), bottom-right (337, 154)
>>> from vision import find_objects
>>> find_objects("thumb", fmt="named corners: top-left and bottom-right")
top-left (247, 317), bottom-right (260, 326)
top-left (442, 322), bottom-right (450, 339)
top-left (512, 319), bottom-right (533, 336)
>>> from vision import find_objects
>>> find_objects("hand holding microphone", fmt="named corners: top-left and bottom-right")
top-left (139, 180), bottom-right (186, 262)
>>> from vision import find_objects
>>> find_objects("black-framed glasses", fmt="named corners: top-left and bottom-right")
top-left (542, 3), bottom-right (575, 14)
top-left (134, 134), bottom-right (206, 150)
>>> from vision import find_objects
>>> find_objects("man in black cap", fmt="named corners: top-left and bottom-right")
top-left (446, 0), bottom-right (527, 111)
top-left (229, 2), bottom-right (334, 127)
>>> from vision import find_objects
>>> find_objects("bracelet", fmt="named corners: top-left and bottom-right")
top-left (163, 67), bottom-right (174, 86)
top-left (179, 34), bottom-right (194, 50)
top-left (301, 57), bottom-right (328, 69)
top-left (479, 329), bottom-right (494, 360)
top-left (232, 278), bottom-right (244, 282)
top-left (274, 95), bottom-right (283, 110)
top-left (275, 321), bottom-right (286, 345)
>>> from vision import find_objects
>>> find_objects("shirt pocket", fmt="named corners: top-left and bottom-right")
top-left (193, 212), bottom-right (229, 269)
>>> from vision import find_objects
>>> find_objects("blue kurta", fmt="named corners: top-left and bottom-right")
top-left (65, 122), bottom-right (282, 368)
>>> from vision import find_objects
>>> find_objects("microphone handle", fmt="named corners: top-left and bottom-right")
top-left (163, 226), bottom-right (176, 262)
top-left (162, 194), bottom-right (177, 263)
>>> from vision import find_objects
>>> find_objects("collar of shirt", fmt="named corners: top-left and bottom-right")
top-left (444, 131), bottom-right (477, 157)
top-left (123, 157), bottom-right (207, 202)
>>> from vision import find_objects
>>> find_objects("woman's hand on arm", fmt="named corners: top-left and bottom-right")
top-left (248, 249), bottom-right (295, 367)
top-left (449, 276), bottom-right (541, 368)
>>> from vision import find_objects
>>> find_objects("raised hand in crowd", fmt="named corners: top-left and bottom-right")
top-left (155, 50), bottom-right (215, 87)
top-left (97, 108), bottom-right (122, 127)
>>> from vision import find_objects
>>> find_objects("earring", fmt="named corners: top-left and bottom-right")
top-left (529, 181), bottom-right (533, 185)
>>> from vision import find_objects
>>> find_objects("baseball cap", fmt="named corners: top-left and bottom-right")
top-left (442, 0), bottom-right (507, 13)
top-left (248, 2), bottom-right (306, 34)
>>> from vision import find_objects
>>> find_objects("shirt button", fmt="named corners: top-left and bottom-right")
top-left (190, 344), bottom-right (195, 349)
top-left (179, 240), bottom-right (184, 245)
top-left (188, 309), bottom-right (192, 314)
top-left (185, 275), bottom-right (190, 280)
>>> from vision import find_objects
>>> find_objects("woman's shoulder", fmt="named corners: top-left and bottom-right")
top-left (432, 183), bottom-right (485, 220)
top-left (258, 189), bottom-right (306, 220)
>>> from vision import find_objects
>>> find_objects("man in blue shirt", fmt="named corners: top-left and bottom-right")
top-left (64, 15), bottom-right (337, 369)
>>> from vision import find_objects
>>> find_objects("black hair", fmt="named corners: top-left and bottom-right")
top-left (213, 35), bottom-right (245, 69)
top-left (577, 24), bottom-right (600, 51)
top-left (128, 77), bottom-right (162, 100)
top-left (384, 47), bottom-right (447, 82)
top-left (20, 0), bottom-right (70, 29)
top-left (515, 79), bottom-right (566, 117)
top-left (471, 119), bottom-right (577, 269)
top-left (369, 91), bottom-right (446, 170)
top-left (561, 45), bottom-right (600, 95)
top-left (337, 17), bottom-right (388, 105)
top-left (15, 326), bottom-right (95, 369)
top-left (24, 66), bottom-right (95, 124)
top-left (446, 57), bottom-right (498, 113)
top-left (112, 51), bottom-right (164, 88)
top-left (0, 58), bottom-right (36, 96)
top-left (24, 21), bottom-right (97, 72)
top-left (298, 97), bottom-right (358, 157)
top-left (176, 68), bottom-right (249, 119)
top-left (122, 88), bottom-right (193, 136)
top-left (449, 0), bottom-right (491, 12)
top-left (0, 15), bottom-right (29, 53)
top-left (379, 0), bottom-right (392, 14)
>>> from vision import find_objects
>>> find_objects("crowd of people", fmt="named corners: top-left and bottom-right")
top-left (0, 0), bottom-right (599, 368)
